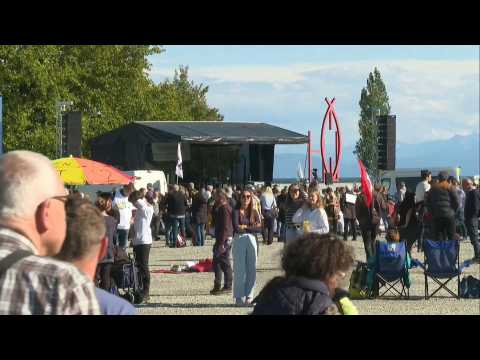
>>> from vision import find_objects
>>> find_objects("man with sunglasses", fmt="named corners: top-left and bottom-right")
top-left (0, 151), bottom-right (100, 315)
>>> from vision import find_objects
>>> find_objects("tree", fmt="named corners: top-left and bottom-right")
top-left (354, 67), bottom-right (391, 181)
top-left (0, 46), bottom-right (223, 159)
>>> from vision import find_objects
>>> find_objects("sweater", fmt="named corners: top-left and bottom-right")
top-left (292, 206), bottom-right (329, 235)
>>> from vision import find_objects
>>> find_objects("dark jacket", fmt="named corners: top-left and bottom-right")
top-left (340, 192), bottom-right (356, 220)
top-left (213, 203), bottom-right (233, 246)
top-left (99, 215), bottom-right (117, 264)
top-left (252, 277), bottom-right (336, 315)
top-left (355, 193), bottom-right (381, 229)
top-left (233, 209), bottom-right (262, 235)
top-left (426, 181), bottom-right (459, 219)
top-left (191, 194), bottom-right (208, 224)
top-left (464, 188), bottom-right (480, 220)
top-left (166, 191), bottom-right (187, 217)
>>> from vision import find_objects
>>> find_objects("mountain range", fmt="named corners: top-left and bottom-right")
top-left (273, 133), bottom-right (480, 178)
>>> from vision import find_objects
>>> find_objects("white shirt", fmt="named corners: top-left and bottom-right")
top-left (415, 180), bottom-right (431, 204)
top-left (133, 198), bottom-right (154, 246)
top-left (260, 193), bottom-right (277, 211)
top-left (292, 206), bottom-right (330, 235)
top-left (112, 191), bottom-right (134, 230)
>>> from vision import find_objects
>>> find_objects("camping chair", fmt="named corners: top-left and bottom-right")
top-left (371, 241), bottom-right (410, 299)
top-left (415, 240), bottom-right (468, 300)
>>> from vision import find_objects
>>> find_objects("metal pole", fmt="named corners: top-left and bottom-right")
top-left (0, 96), bottom-right (3, 155)
top-left (307, 130), bottom-right (312, 183)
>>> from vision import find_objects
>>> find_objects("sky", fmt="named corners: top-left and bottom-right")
top-left (147, 45), bottom-right (479, 154)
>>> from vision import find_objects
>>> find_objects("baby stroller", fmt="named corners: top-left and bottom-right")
top-left (110, 251), bottom-right (144, 305)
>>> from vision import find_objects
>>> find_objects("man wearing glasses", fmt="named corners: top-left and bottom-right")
top-left (0, 151), bottom-right (100, 315)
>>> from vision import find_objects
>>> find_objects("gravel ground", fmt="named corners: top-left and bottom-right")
top-left (134, 234), bottom-right (480, 315)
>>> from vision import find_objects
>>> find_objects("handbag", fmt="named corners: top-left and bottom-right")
top-left (348, 261), bottom-right (370, 299)
top-left (270, 205), bottom-right (279, 219)
top-left (176, 234), bottom-right (186, 248)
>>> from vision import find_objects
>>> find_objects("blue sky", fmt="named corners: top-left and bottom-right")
top-left (148, 45), bottom-right (479, 154)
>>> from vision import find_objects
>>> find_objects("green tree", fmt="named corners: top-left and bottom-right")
top-left (0, 46), bottom-right (223, 159)
top-left (354, 67), bottom-right (391, 181)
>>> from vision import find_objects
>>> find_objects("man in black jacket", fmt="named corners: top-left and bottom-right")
top-left (425, 171), bottom-right (459, 241)
top-left (341, 187), bottom-right (357, 241)
top-left (462, 178), bottom-right (480, 262)
top-left (165, 185), bottom-right (188, 248)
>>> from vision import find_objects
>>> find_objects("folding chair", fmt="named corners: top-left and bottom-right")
top-left (371, 241), bottom-right (410, 299)
top-left (418, 240), bottom-right (467, 300)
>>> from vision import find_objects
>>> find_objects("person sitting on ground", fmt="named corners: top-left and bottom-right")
top-left (292, 189), bottom-right (329, 236)
top-left (56, 197), bottom-right (136, 315)
top-left (252, 233), bottom-right (357, 315)
top-left (0, 150), bottom-right (100, 315)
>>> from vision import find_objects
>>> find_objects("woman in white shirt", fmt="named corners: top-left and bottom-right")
top-left (131, 191), bottom-right (154, 303)
top-left (292, 190), bottom-right (329, 236)
top-left (260, 186), bottom-right (277, 245)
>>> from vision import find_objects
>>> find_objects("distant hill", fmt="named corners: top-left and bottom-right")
top-left (274, 133), bottom-right (479, 178)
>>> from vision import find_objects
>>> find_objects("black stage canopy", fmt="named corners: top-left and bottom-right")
top-left (91, 121), bottom-right (308, 184)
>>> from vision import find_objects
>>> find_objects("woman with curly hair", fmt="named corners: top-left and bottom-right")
top-left (252, 233), bottom-right (357, 315)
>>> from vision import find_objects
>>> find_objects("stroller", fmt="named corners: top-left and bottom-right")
top-left (110, 251), bottom-right (144, 305)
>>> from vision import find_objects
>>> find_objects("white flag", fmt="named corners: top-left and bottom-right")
top-left (297, 162), bottom-right (304, 180)
top-left (175, 143), bottom-right (183, 179)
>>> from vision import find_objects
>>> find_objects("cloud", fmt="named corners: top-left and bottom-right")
top-left (148, 59), bottom-right (479, 146)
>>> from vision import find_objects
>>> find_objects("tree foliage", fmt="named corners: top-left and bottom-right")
top-left (0, 45), bottom-right (223, 159)
top-left (354, 67), bottom-right (391, 180)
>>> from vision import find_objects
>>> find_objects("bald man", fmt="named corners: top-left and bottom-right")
top-left (0, 151), bottom-right (100, 314)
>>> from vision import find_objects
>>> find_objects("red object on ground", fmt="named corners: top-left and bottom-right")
top-left (190, 259), bottom-right (213, 273)
top-left (358, 159), bottom-right (373, 208)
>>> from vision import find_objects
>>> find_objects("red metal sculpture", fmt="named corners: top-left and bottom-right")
top-left (307, 97), bottom-right (343, 184)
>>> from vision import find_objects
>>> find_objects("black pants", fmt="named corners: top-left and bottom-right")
top-left (343, 218), bottom-right (357, 240)
top-left (97, 263), bottom-right (112, 291)
top-left (361, 226), bottom-right (378, 260)
top-left (213, 245), bottom-right (232, 290)
top-left (465, 217), bottom-right (480, 258)
top-left (432, 216), bottom-right (456, 241)
top-left (133, 244), bottom-right (151, 296)
top-left (150, 214), bottom-right (161, 240)
top-left (262, 215), bottom-right (275, 245)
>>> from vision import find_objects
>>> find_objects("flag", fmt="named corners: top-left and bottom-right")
top-left (358, 159), bottom-right (373, 208)
top-left (176, 143), bottom-right (183, 179)
top-left (297, 162), bottom-right (304, 180)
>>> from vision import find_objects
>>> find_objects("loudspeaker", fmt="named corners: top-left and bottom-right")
top-left (377, 115), bottom-right (396, 170)
top-left (62, 111), bottom-right (82, 157)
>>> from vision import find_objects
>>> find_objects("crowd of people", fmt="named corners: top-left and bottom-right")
top-left (0, 149), bottom-right (479, 315)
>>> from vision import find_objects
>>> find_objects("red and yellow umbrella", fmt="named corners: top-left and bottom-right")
top-left (52, 157), bottom-right (134, 185)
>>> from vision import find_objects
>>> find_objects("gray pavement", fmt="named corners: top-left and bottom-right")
top-left (135, 235), bottom-right (480, 315)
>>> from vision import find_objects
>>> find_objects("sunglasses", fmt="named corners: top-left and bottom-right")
top-left (242, 195), bottom-right (251, 199)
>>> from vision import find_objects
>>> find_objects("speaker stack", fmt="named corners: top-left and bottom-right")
top-left (61, 111), bottom-right (82, 157)
top-left (377, 115), bottom-right (396, 171)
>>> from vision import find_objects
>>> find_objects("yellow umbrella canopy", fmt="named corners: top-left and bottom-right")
top-left (52, 157), bottom-right (134, 185)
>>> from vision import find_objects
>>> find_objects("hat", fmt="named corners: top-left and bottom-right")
top-left (147, 183), bottom-right (153, 189)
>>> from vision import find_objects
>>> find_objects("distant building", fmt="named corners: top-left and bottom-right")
top-left (91, 121), bottom-right (307, 186)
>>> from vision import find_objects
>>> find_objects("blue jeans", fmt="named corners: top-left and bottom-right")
top-left (116, 229), bottom-right (129, 250)
top-left (195, 223), bottom-right (205, 246)
top-left (285, 226), bottom-right (301, 246)
top-left (232, 233), bottom-right (257, 301)
top-left (166, 216), bottom-right (186, 247)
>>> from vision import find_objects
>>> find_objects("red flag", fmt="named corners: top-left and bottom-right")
top-left (358, 159), bottom-right (373, 208)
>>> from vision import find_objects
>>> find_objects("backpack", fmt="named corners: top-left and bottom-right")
top-left (460, 275), bottom-right (480, 299)
top-left (348, 262), bottom-right (370, 299)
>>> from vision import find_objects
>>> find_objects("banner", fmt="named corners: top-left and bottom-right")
top-left (175, 142), bottom-right (183, 179)
top-left (358, 159), bottom-right (373, 208)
